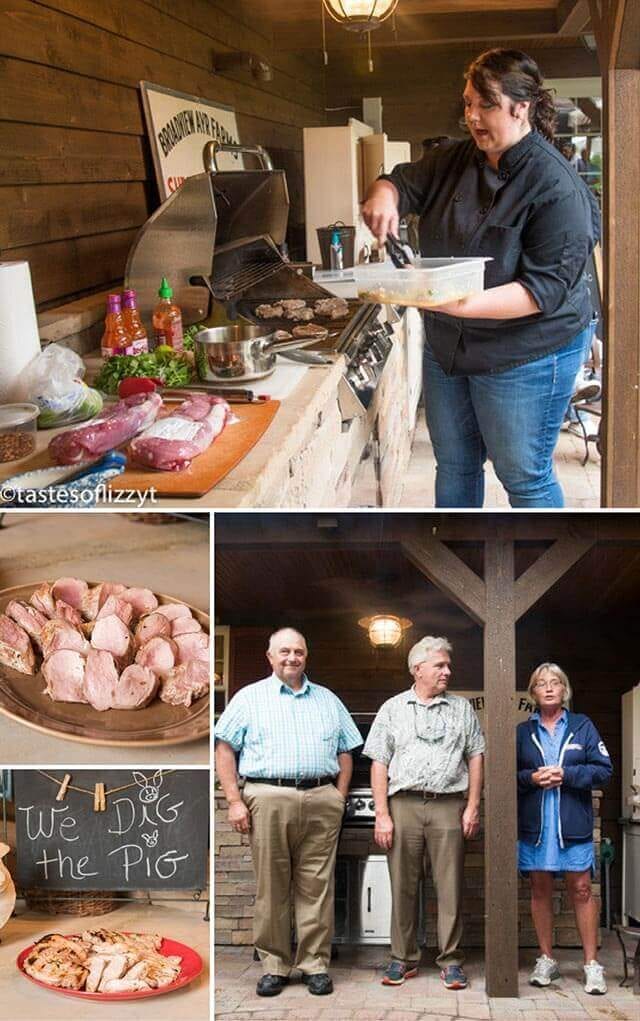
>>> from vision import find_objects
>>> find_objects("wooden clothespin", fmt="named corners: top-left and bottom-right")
top-left (56, 774), bottom-right (71, 802)
top-left (93, 783), bottom-right (106, 812)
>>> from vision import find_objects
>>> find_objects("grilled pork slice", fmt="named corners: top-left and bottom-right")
top-left (160, 660), bottom-right (209, 707)
top-left (40, 619), bottom-right (90, 658)
top-left (113, 664), bottom-right (158, 709)
top-left (155, 602), bottom-right (192, 622)
top-left (135, 612), bottom-right (171, 647)
top-left (5, 599), bottom-right (48, 647)
top-left (85, 955), bottom-right (107, 992)
top-left (29, 582), bottom-right (56, 618)
top-left (135, 636), bottom-right (177, 676)
top-left (84, 649), bottom-right (119, 712)
top-left (42, 650), bottom-right (87, 703)
top-left (97, 594), bottom-right (134, 627)
top-left (91, 615), bottom-right (133, 662)
top-left (0, 614), bottom-right (37, 674)
top-left (23, 934), bottom-right (88, 989)
top-left (82, 928), bottom-right (131, 947)
top-left (81, 582), bottom-right (127, 621)
top-left (100, 974), bottom-right (149, 993)
top-left (96, 953), bottom-right (131, 985)
top-left (171, 616), bottom-right (202, 637)
top-left (173, 631), bottom-right (209, 666)
top-left (54, 599), bottom-right (84, 628)
top-left (51, 577), bottom-right (89, 610)
top-left (120, 587), bottom-right (159, 619)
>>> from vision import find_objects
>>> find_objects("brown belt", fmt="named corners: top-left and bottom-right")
top-left (394, 790), bottom-right (463, 800)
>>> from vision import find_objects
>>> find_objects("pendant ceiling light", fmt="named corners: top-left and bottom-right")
top-left (321, 0), bottom-right (399, 72)
top-left (358, 613), bottom-right (413, 648)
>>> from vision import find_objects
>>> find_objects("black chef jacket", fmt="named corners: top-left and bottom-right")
top-left (379, 130), bottom-right (600, 375)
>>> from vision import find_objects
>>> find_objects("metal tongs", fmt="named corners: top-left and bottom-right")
top-left (386, 233), bottom-right (415, 269)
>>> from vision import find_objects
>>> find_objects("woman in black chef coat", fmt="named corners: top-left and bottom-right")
top-left (362, 49), bottom-right (600, 509)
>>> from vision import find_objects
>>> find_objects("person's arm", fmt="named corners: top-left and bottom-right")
top-left (429, 281), bottom-right (541, 319)
top-left (361, 179), bottom-right (401, 245)
top-left (371, 760), bottom-right (394, 850)
top-left (560, 720), bottom-right (613, 790)
top-left (335, 752), bottom-right (353, 798)
top-left (462, 753), bottom-right (483, 838)
top-left (215, 740), bottom-right (251, 834)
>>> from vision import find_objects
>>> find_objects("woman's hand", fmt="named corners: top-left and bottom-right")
top-left (531, 766), bottom-right (564, 788)
top-left (361, 180), bottom-right (400, 244)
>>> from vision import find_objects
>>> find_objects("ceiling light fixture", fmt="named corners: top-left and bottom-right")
top-left (358, 613), bottom-right (412, 648)
top-left (321, 0), bottom-right (399, 72)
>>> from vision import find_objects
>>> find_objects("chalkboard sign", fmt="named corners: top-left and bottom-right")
top-left (14, 770), bottom-right (209, 891)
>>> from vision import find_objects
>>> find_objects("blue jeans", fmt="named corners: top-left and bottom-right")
top-left (423, 327), bottom-right (592, 508)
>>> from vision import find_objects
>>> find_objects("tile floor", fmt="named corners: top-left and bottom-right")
top-left (214, 933), bottom-right (637, 1020)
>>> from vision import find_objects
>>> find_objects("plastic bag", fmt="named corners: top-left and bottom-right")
top-left (18, 344), bottom-right (103, 428)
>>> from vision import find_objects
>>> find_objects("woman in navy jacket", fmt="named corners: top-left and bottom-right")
top-left (517, 663), bottom-right (612, 994)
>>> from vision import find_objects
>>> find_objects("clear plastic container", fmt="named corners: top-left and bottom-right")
top-left (0, 403), bottom-right (39, 463)
top-left (354, 257), bottom-right (492, 309)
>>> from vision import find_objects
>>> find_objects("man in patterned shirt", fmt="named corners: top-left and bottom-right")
top-left (364, 635), bottom-right (485, 991)
top-left (214, 627), bottom-right (362, 999)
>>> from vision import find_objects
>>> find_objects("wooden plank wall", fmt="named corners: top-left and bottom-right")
top-left (0, 0), bottom-right (326, 308)
top-left (325, 43), bottom-right (601, 156)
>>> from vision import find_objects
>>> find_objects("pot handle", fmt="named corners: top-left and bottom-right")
top-left (265, 335), bottom-right (324, 355)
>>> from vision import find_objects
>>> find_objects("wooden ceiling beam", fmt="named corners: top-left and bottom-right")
top-left (514, 534), bottom-right (596, 619)
top-left (556, 0), bottom-right (591, 34)
top-left (276, 10), bottom-right (558, 50)
top-left (401, 537), bottom-right (487, 625)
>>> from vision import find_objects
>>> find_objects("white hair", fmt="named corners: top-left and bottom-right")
top-left (267, 628), bottom-right (307, 655)
top-left (407, 636), bottom-right (452, 673)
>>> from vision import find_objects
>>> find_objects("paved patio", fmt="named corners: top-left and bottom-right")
top-left (214, 932), bottom-right (637, 1020)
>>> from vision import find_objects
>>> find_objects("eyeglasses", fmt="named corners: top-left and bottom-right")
top-left (412, 702), bottom-right (446, 744)
top-left (533, 679), bottom-right (563, 690)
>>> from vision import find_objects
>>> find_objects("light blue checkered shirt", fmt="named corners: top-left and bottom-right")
top-left (214, 674), bottom-right (363, 779)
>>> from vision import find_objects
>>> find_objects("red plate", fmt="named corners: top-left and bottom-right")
top-left (17, 934), bottom-right (203, 1001)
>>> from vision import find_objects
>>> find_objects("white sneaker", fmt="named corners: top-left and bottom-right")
top-left (529, 954), bottom-right (560, 986)
top-left (583, 960), bottom-right (607, 995)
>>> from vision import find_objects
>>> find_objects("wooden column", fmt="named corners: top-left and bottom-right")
top-left (483, 530), bottom-right (518, 997)
top-left (589, 0), bottom-right (640, 505)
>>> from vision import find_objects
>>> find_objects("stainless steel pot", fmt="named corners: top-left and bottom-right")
top-left (194, 323), bottom-right (315, 382)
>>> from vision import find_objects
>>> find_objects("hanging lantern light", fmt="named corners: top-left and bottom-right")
top-left (358, 614), bottom-right (413, 648)
top-left (322, 0), bottom-right (398, 33)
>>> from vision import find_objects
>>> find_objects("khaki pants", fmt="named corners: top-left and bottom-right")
top-left (243, 781), bottom-right (345, 976)
top-left (388, 793), bottom-right (465, 968)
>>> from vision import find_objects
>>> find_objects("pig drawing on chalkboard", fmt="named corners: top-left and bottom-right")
top-left (133, 770), bottom-right (163, 804)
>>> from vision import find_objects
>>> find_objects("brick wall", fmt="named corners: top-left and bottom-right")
top-left (214, 789), bottom-right (603, 949)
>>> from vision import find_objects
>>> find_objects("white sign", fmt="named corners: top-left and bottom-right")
top-left (140, 81), bottom-right (243, 201)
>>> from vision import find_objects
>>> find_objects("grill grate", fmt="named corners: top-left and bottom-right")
top-left (211, 260), bottom-right (283, 301)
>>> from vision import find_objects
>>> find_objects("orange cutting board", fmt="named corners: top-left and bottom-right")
top-left (108, 399), bottom-right (280, 498)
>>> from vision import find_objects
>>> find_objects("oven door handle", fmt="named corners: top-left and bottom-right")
top-left (367, 887), bottom-right (372, 913)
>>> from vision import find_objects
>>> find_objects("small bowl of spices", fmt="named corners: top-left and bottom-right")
top-left (0, 403), bottom-right (39, 463)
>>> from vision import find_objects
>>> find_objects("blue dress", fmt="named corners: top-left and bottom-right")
top-left (518, 710), bottom-right (594, 874)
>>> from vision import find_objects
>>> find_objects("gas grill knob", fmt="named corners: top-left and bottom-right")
top-left (368, 800), bottom-right (375, 811)
top-left (355, 798), bottom-right (365, 810)
top-left (345, 801), bottom-right (356, 819)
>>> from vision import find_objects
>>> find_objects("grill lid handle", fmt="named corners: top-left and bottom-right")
top-left (203, 141), bottom-right (274, 173)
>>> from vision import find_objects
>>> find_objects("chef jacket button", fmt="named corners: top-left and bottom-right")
top-left (479, 206), bottom-right (488, 215)
top-left (499, 170), bottom-right (509, 180)
top-left (454, 193), bottom-right (463, 202)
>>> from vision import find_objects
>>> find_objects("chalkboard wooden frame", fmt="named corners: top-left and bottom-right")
top-left (14, 770), bottom-right (209, 894)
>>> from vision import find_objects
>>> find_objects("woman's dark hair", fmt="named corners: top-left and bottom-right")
top-left (464, 48), bottom-right (557, 142)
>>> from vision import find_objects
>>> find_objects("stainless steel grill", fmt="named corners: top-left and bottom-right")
top-left (125, 142), bottom-right (395, 412)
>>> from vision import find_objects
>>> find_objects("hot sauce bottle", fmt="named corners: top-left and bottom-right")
top-left (101, 293), bottom-right (132, 359)
top-left (152, 277), bottom-right (184, 352)
top-left (122, 288), bottom-right (149, 354)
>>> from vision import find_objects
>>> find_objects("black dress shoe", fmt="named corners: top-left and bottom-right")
top-left (302, 972), bottom-right (333, 995)
top-left (256, 974), bottom-right (289, 996)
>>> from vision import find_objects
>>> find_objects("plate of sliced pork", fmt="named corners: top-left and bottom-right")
top-left (0, 577), bottom-right (209, 746)
top-left (17, 929), bottom-right (203, 1001)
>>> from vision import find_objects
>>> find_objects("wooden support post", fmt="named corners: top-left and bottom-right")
top-left (483, 531), bottom-right (518, 997)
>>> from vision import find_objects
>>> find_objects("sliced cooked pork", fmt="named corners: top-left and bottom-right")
top-left (91, 615), bottom-right (133, 661)
top-left (51, 577), bottom-right (89, 610)
top-left (120, 587), bottom-right (158, 619)
top-left (54, 599), bottom-right (84, 628)
top-left (174, 631), bottom-right (209, 666)
top-left (134, 611), bottom-right (171, 647)
top-left (113, 665), bottom-right (158, 709)
top-left (97, 594), bottom-right (134, 627)
top-left (42, 650), bottom-right (87, 703)
top-left (40, 619), bottom-right (90, 658)
top-left (84, 649), bottom-right (119, 712)
top-left (171, 616), bottom-right (202, 637)
top-left (160, 660), bottom-right (209, 707)
top-left (81, 582), bottom-right (127, 621)
top-left (29, 582), bottom-right (56, 618)
top-left (5, 599), bottom-right (48, 646)
top-left (155, 602), bottom-right (192, 622)
top-left (135, 636), bottom-right (177, 676)
top-left (85, 956), bottom-right (107, 993)
top-left (0, 614), bottom-right (36, 674)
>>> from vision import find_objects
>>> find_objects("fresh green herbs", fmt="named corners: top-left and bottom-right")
top-left (94, 350), bottom-right (194, 395)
